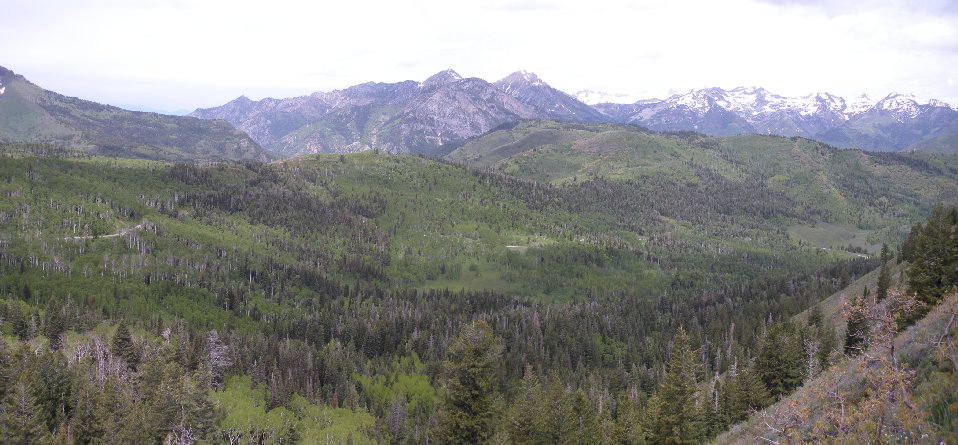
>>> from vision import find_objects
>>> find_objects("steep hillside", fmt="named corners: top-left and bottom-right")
top-left (715, 289), bottom-right (958, 444)
top-left (0, 66), bottom-right (271, 162)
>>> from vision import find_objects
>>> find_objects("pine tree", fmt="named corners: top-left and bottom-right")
top-left (568, 390), bottom-right (598, 444)
top-left (648, 327), bottom-right (703, 445)
top-left (540, 372), bottom-right (575, 443)
top-left (728, 359), bottom-right (770, 423)
top-left (507, 366), bottom-right (545, 445)
top-left (42, 299), bottom-right (64, 351)
top-left (0, 377), bottom-right (50, 445)
top-left (32, 351), bottom-right (72, 433)
top-left (817, 323), bottom-right (839, 369)
top-left (880, 242), bottom-right (892, 264)
top-left (433, 320), bottom-right (503, 444)
top-left (908, 204), bottom-right (957, 307)
top-left (0, 338), bottom-right (13, 399)
top-left (899, 223), bottom-right (922, 262)
top-left (705, 381), bottom-right (725, 438)
top-left (8, 300), bottom-right (26, 340)
top-left (844, 292), bottom-right (870, 356)
top-left (614, 392), bottom-right (647, 445)
top-left (756, 322), bottom-right (804, 399)
top-left (110, 320), bottom-right (138, 369)
top-left (70, 379), bottom-right (103, 445)
top-left (876, 261), bottom-right (891, 301)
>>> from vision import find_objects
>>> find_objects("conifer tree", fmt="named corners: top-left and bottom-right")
top-left (0, 339), bottom-right (12, 399)
top-left (900, 223), bottom-right (922, 263)
top-left (70, 380), bottom-right (103, 445)
top-left (540, 372), bottom-right (575, 443)
top-left (42, 299), bottom-right (63, 351)
top-left (876, 261), bottom-right (892, 301)
top-left (0, 377), bottom-right (50, 445)
top-left (110, 320), bottom-right (138, 369)
top-left (568, 391), bottom-right (598, 444)
top-left (8, 300), bottom-right (26, 340)
top-left (844, 292), bottom-right (870, 356)
top-left (508, 366), bottom-right (545, 445)
top-left (728, 358), bottom-right (770, 423)
top-left (880, 242), bottom-right (892, 264)
top-left (433, 320), bottom-right (502, 444)
top-left (648, 327), bottom-right (703, 445)
top-left (908, 203), bottom-right (957, 307)
top-left (32, 351), bottom-right (71, 433)
top-left (614, 392), bottom-right (647, 445)
top-left (705, 381), bottom-right (725, 438)
top-left (756, 322), bottom-right (804, 398)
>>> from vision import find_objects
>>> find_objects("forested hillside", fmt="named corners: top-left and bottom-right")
top-left (449, 120), bottom-right (958, 248)
top-left (0, 140), bottom-right (955, 443)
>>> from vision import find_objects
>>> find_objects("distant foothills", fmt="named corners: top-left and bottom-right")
top-left (1, 64), bottom-right (957, 162)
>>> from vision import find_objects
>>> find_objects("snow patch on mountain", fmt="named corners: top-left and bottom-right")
top-left (518, 70), bottom-right (545, 87)
top-left (630, 87), bottom-right (958, 125)
top-left (846, 94), bottom-right (875, 114)
top-left (422, 69), bottom-right (463, 89)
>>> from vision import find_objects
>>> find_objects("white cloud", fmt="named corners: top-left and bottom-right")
top-left (2, 0), bottom-right (956, 112)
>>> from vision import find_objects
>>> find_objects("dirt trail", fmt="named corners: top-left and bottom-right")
top-left (62, 222), bottom-right (144, 241)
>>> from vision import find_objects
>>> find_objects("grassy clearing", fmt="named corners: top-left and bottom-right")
top-left (788, 222), bottom-right (880, 253)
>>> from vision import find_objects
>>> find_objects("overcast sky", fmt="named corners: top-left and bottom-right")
top-left (2, 0), bottom-right (956, 114)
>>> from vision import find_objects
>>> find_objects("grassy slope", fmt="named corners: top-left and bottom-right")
top-left (792, 261), bottom-right (908, 330)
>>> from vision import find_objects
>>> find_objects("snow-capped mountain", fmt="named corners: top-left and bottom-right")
top-left (595, 87), bottom-right (958, 150)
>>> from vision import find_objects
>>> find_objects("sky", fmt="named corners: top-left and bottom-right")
top-left (2, 0), bottom-right (957, 114)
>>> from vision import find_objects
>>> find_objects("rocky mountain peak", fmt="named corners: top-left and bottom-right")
top-left (495, 70), bottom-right (547, 92)
top-left (422, 69), bottom-right (463, 89)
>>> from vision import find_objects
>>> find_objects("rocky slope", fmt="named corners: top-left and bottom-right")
top-left (191, 70), bottom-right (603, 157)
top-left (494, 71), bottom-right (607, 123)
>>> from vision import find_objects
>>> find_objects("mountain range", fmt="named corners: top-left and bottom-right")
top-left (1, 63), bottom-right (955, 161)
top-left (593, 87), bottom-right (958, 152)
top-left (192, 69), bottom-right (958, 156)
top-left (0, 66), bottom-right (270, 162)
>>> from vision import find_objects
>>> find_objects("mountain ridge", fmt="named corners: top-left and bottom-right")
top-left (192, 71), bottom-right (958, 156)
top-left (594, 87), bottom-right (958, 151)
top-left (0, 66), bottom-right (272, 162)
